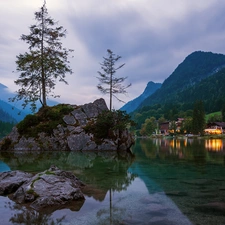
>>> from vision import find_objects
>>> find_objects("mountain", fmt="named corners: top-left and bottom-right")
top-left (0, 83), bottom-right (59, 122)
top-left (0, 100), bottom-right (26, 122)
top-left (0, 84), bottom-right (27, 122)
top-left (0, 106), bottom-right (17, 123)
top-left (137, 51), bottom-right (225, 111)
top-left (120, 81), bottom-right (162, 113)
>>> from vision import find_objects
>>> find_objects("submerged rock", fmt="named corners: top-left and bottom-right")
top-left (195, 202), bottom-right (225, 215)
top-left (0, 98), bottom-right (135, 151)
top-left (0, 166), bottom-right (85, 212)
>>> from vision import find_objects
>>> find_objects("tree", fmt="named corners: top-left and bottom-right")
top-left (84, 110), bottom-right (135, 140)
top-left (10, 1), bottom-right (73, 112)
top-left (97, 49), bottom-right (131, 111)
top-left (192, 100), bottom-right (205, 135)
top-left (222, 104), bottom-right (225, 122)
top-left (140, 117), bottom-right (157, 136)
top-left (181, 117), bottom-right (192, 134)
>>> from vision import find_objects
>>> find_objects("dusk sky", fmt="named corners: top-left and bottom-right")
top-left (1, 0), bottom-right (225, 109)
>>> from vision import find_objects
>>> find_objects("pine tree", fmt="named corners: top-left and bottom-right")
top-left (10, 1), bottom-right (73, 112)
top-left (97, 49), bottom-right (131, 110)
top-left (192, 100), bottom-right (205, 135)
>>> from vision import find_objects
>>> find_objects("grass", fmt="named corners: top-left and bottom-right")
top-left (205, 111), bottom-right (221, 121)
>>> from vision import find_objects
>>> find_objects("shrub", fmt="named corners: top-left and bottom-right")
top-left (17, 114), bottom-right (40, 135)
top-left (84, 110), bottom-right (135, 140)
top-left (0, 137), bottom-right (13, 150)
top-left (16, 104), bottom-right (73, 137)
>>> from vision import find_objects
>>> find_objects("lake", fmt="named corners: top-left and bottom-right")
top-left (0, 137), bottom-right (225, 225)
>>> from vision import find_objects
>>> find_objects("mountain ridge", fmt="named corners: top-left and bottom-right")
top-left (120, 81), bottom-right (162, 113)
top-left (0, 83), bottom-right (58, 122)
top-left (137, 51), bottom-right (225, 111)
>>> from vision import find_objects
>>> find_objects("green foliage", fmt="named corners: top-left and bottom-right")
top-left (140, 117), bottom-right (157, 136)
top-left (192, 100), bottom-right (205, 135)
top-left (132, 52), bottom-right (225, 128)
top-left (181, 117), bottom-right (193, 134)
top-left (132, 103), bottom-right (193, 130)
top-left (16, 104), bottom-right (73, 137)
top-left (138, 51), bottom-right (225, 110)
top-left (206, 111), bottom-right (222, 122)
top-left (84, 110), bottom-right (135, 141)
top-left (17, 114), bottom-right (40, 134)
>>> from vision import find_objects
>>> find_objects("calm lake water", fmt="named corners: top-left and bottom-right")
top-left (0, 138), bottom-right (225, 225)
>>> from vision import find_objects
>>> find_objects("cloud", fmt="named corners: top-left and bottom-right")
top-left (0, 0), bottom-right (225, 109)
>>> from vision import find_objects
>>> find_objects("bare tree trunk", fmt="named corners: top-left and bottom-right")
top-left (41, 4), bottom-right (46, 107)
top-left (110, 71), bottom-right (112, 111)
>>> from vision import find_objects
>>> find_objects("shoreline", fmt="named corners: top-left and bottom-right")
top-left (138, 134), bottom-right (225, 139)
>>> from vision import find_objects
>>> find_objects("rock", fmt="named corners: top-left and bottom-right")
top-left (181, 179), bottom-right (212, 185)
top-left (71, 108), bottom-right (87, 126)
top-left (63, 114), bottom-right (76, 125)
top-left (195, 202), bottom-right (225, 215)
top-left (67, 133), bottom-right (92, 151)
top-left (0, 171), bottom-right (33, 195)
top-left (165, 191), bottom-right (188, 197)
top-left (0, 98), bottom-right (135, 151)
top-left (0, 166), bottom-right (85, 212)
top-left (97, 139), bottom-right (118, 151)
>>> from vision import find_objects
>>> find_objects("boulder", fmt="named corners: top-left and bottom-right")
top-left (0, 98), bottom-right (135, 151)
top-left (0, 171), bottom-right (33, 195)
top-left (0, 166), bottom-right (85, 212)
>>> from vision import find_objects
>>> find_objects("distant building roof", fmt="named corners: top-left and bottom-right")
top-left (159, 122), bottom-right (169, 130)
top-left (207, 122), bottom-right (225, 129)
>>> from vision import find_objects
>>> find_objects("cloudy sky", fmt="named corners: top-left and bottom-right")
top-left (0, 0), bottom-right (225, 109)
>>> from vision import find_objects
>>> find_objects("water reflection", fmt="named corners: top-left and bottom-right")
top-left (0, 151), bottom-right (135, 225)
top-left (0, 160), bottom-right (10, 172)
top-left (7, 203), bottom-right (66, 225)
top-left (151, 138), bottom-right (224, 152)
top-left (131, 138), bottom-right (225, 225)
top-left (205, 139), bottom-right (223, 151)
top-left (1, 140), bottom-right (225, 225)
top-left (136, 138), bottom-right (225, 162)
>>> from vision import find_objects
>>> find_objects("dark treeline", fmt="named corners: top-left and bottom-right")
top-left (0, 121), bottom-right (15, 138)
top-left (132, 99), bottom-right (225, 136)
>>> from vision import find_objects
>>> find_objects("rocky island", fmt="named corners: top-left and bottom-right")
top-left (0, 98), bottom-right (135, 151)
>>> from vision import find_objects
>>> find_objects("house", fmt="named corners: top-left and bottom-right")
top-left (175, 118), bottom-right (185, 132)
top-left (159, 122), bottom-right (170, 135)
top-left (204, 122), bottom-right (225, 134)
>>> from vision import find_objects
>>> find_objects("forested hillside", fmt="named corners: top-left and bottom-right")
top-left (131, 51), bottom-right (225, 129)
top-left (138, 51), bottom-right (225, 109)
top-left (0, 108), bottom-right (16, 138)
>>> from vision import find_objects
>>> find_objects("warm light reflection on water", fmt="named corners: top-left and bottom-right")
top-left (152, 138), bottom-right (224, 152)
top-left (205, 139), bottom-right (223, 151)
